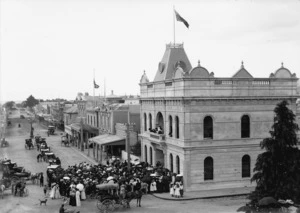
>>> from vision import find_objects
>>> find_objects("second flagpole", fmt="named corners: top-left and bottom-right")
top-left (173, 5), bottom-right (175, 45)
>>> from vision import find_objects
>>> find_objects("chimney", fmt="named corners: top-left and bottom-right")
top-left (111, 90), bottom-right (113, 95)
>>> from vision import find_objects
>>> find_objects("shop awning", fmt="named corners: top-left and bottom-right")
top-left (89, 134), bottom-right (125, 146)
top-left (70, 123), bottom-right (98, 134)
top-left (64, 125), bottom-right (72, 135)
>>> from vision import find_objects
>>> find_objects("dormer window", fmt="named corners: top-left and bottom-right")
top-left (159, 62), bottom-right (165, 73)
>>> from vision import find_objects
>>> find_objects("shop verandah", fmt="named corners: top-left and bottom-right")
top-left (88, 134), bottom-right (126, 163)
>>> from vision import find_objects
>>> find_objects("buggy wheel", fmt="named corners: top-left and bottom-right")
top-left (11, 176), bottom-right (19, 183)
top-left (97, 199), bottom-right (114, 213)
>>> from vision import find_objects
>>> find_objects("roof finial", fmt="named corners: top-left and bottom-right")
top-left (198, 60), bottom-right (200, 67)
top-left (281, 62), bottom-right (284, 68)
top-left (241, 61), bottom-right (244, 68)
top-left (143, 70), bottom-right (146, 74)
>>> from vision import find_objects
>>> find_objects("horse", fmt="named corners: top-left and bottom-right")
top-left (140, 182), bottom-right (148, 194)
top-left (124, 189), bottom-right (143, 208)
top-left (37, 154), bottom-right (43, 162)
top-left (0, 184), bottom-right (5, 199)
top-left (30, 173), bottom-right (41, 184)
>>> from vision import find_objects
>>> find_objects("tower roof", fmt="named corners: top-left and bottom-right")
top-left (153, 43), bottom-right (192, 82)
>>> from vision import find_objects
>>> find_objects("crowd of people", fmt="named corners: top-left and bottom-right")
top-left (46, 158), bottom-right (184, 206)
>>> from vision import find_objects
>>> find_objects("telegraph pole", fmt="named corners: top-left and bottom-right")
top-left (80, 117), bottom-right (84, 151)
top-left (126, 123), bottom-right (131, 170)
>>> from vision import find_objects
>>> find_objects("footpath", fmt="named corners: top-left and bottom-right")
top-left (65, 136), bottom-right (255, 201)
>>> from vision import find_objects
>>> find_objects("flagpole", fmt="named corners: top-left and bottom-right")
top-left (104, 77), bottom-right (106, 103)
top-left (173, 5), bottom-right (175, 45)
top-left (93, 69), bottom-right (95, 107)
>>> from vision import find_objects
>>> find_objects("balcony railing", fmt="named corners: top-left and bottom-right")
top-left (149, 132), bottom-right (166, 143)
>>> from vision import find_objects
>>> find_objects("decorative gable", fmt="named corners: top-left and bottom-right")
top-left (232, 62), bottom-right (253, 78)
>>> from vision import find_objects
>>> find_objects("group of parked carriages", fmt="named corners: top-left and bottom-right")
top-left (0, 159), bottom-right (31, 197)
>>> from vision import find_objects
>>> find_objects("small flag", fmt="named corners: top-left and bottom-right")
top-left (174, 10), bottom-right (189, 28)
top-left (94, 80), bottom-right (99, 89)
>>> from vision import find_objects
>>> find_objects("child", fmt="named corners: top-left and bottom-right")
top-left (174, 182), bottom-right (180, 198)
top-left (179, 182), bottom-right (184, 197)
top-left (169, 183), bottom-right (174, 197)
top-left (43, 185), bottom-right (48, 197)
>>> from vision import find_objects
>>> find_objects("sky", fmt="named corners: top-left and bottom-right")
top-left (1, 0), bottom-right (300, 103)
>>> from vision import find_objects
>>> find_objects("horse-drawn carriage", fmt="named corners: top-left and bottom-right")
top-left (96, 183), bottom-right (126, 213)
top-left (61, 135), bottom-right (69, 146)
top-left (48, 126), bottom-right (55, 135)
top-left (0, 138), bottom-right (9, 147)
top-left (1, 162), bottom-right (31, 188)
top-left (25, 138), bottom-right (34, 150)
top-left (44, 152), bottom-right (56, 163)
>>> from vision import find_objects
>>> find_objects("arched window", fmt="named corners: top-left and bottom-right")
top-left (168, 115), bottom-right (173, 137)
top-left (204, 157), bottom-right (214, 180)
top-left (176, 155), bottom-right (180, 174)
top-left (144, 113), bottom-right (147, 131)
top-left (241, 115), bottom-right (250, 138)
top-left (169, 154), bottom-right (173, 172)
top-left (149, 113), bottom-right (152, 130)
top-left (150, 147), bottom-right (153, 165)
top-left (156, 112), bottom-right (164, 133)
top-left (144, 145), bottom-right (148, 163)
top-left (204, 116), bottom-right (213, 139)
top-left (175, 116), bottom-right (179, 139)
top-left (242, 155), bottom-right (251, 178)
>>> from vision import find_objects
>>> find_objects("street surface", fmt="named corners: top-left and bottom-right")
top-left (0, 110), bottom-right (249, 213)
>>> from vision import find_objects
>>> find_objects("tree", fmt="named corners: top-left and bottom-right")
top-left (250, 100), bottom-right (300, 203)
top-left (24, 95), bottom-right (39, 108)
top-left (4, 101), bottom-right (15, 110)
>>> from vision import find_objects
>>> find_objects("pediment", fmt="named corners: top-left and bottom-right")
top-left (232, 68), bottom-right (253, 78)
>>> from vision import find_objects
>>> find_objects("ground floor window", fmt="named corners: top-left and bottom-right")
top-left (204, 157), bottom-right (214, 180)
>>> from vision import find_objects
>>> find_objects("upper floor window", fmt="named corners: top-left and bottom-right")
top-left (144, 113), bottom-right (147, 131)
top-left (149, 113), bottom-right (152, 129)
top-left (204, 116), bottom-right (213, 139)
top-left (204, 157), bottom-right (214, 180)
top-left (242, 155), bottom-right (251, 178)
top-left (175, 116), bottom-right (179, 139)
top-left (241, 115), bottom-right (250, 138)
top-left (168, 115), bottom-right (173, 137)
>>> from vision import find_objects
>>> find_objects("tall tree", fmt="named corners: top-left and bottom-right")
top-left (250, 100), bottom-right (300, 203)
top-left (24, 95), bottom-right (39, 108)
top-left (4, 101), bottom-right (15, 110)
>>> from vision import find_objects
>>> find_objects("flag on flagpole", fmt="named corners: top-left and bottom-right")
top-left (94, 80), bottom-right (99, 89)
top-left (174, 10), bottom-right (189, 28)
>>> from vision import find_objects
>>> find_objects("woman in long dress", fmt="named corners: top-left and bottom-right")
top-left (49, 183), bottom-right (56, 199)
top-left (75, 189), bottom-right (81, 207)
top-left (81, 185), bottom-right (86, 200)
top-left (54, 184), bottom-right (61, 199)
top-left (150, 179), bottom-right (157, 193)
top-left (69, 188), bottom-right (76, 206)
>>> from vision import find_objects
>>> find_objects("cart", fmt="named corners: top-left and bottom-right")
top-left (47, 126), bottom-right (55, 135)
top-left (61, 135), bottom-right (69, 146)
top-left (25, 139), bottom-right (34, 150)
top-left (96, 183), bottom-right (129, 213)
